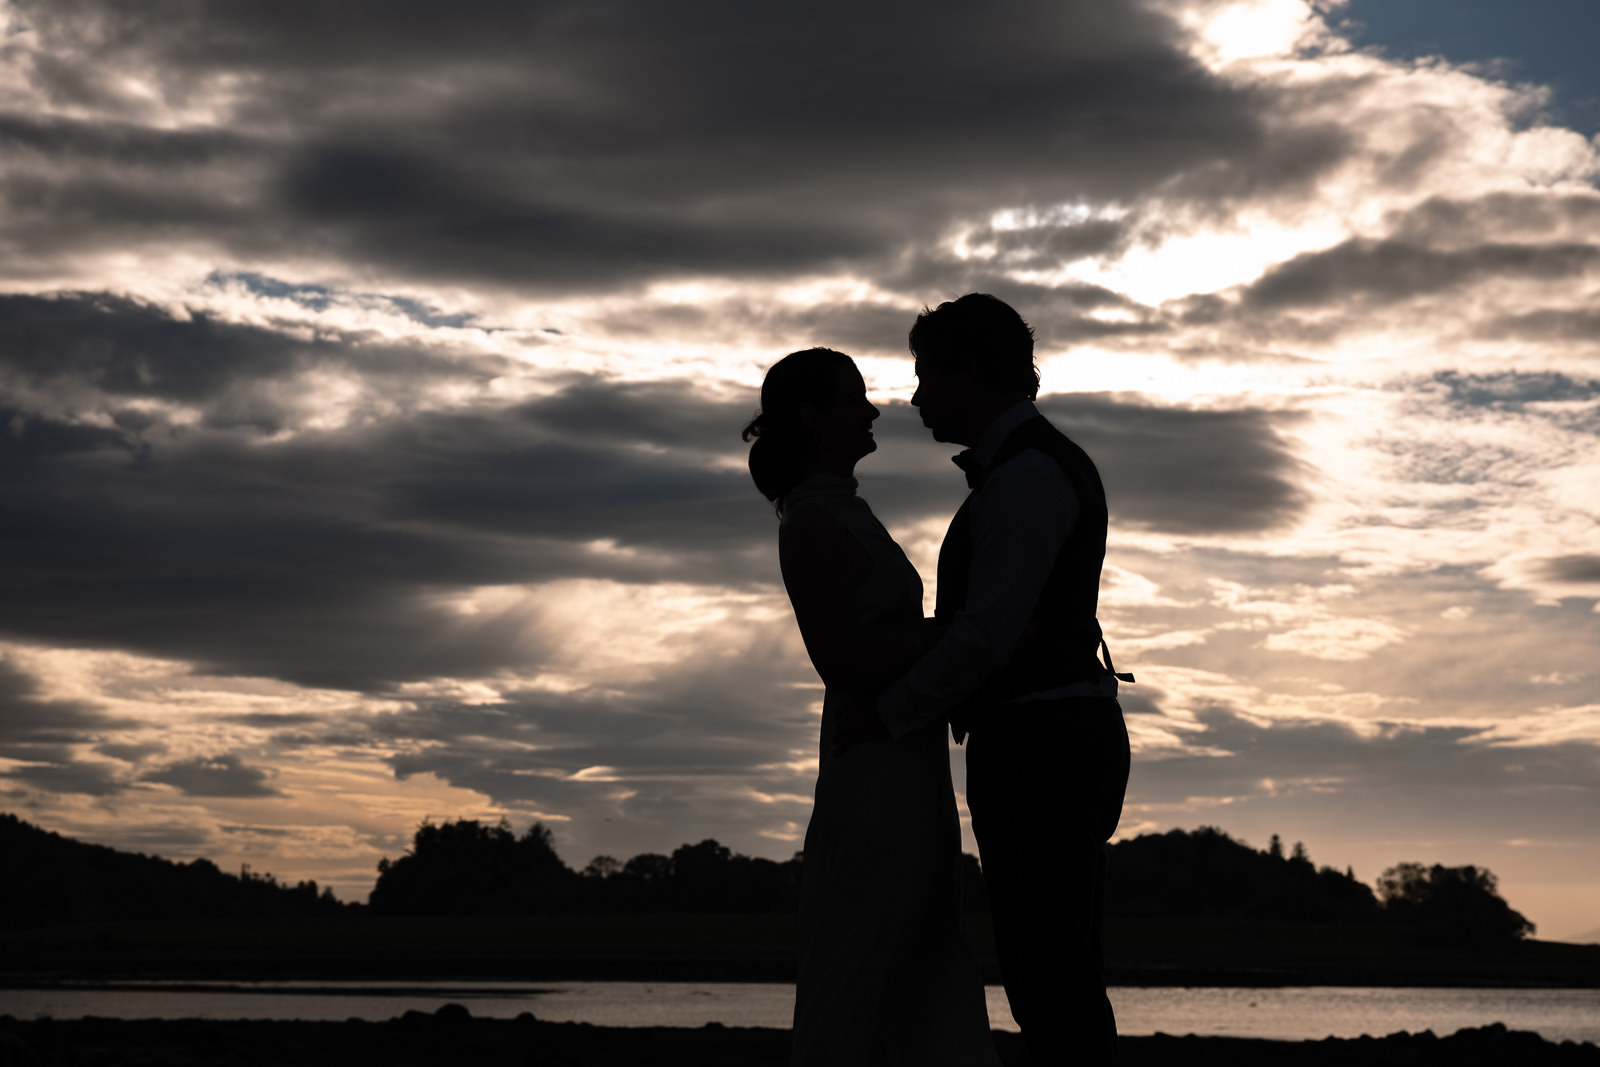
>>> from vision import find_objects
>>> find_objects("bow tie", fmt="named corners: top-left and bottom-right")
top-left (951, 449), bottom-right (986, 490)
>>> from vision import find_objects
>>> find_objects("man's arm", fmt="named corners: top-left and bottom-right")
top-left (876, 450), bottom-right (1078, 737)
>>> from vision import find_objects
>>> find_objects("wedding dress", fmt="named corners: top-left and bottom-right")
top-left (783, 475), bottom-right (1001, 1067)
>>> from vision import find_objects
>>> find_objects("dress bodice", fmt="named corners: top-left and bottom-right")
top-left (780, 475), bottom-right (923, 644)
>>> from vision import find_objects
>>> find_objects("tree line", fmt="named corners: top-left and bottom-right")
top-left (3, 812), bottom-right (1535, 942)
top-left (0, 812), bottom-right (345, 929)
top-left (366, 818), bottom-right (1533, 942)
top-left (1104, 826), bottom-right (1533, 941)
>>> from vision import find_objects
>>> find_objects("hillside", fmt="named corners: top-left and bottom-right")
top-left (0, 813), bottom-right (347, 928)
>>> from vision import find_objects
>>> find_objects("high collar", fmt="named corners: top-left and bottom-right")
top-left (781, 474), bottom-right (858, 516)
top-left (970, 400), bottom-right (1039, 469)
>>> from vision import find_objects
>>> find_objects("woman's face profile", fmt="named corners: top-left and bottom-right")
top-left (807, 365), bottom-right (880, 467)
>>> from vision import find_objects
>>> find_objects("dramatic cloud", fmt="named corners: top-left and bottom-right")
top-left (1540, 555), bottom-right (1600, 584)
top-left (2, 0), bottom-right (1598, 939)
top-left (143, 754), bottom-right (283, 798)
top-left (2, 0), bottom-right (1294, 294)
top-left (0, 655), bottom-right (130, 796)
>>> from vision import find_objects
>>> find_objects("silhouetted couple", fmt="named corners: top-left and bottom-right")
top-left (743, 294), bottom-right (1132, 1066)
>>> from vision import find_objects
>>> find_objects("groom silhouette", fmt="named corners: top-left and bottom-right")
top-left (874, 293), bottom-right (1132, 1065)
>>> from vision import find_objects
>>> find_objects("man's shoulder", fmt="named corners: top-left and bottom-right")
top-left (991, 414), bottom-right (1080, 478)
top-left (1010, 415), bottom-right (1102, 474)
top-left (987, 415), bottom-right (1105, 515)
top-left (979, 448), bottom-right (1077, 522)
top-left (1012, 412), bottom-right (1084, 451)
top-left (988, 444), bottom-right (1071, 484)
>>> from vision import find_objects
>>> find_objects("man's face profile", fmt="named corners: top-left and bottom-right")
top-left (911, 357), bottom-right (976, 444)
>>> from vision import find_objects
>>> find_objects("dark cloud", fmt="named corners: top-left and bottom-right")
top-left (606, 298), bottom-right (927, 362)
top-left (967, 218), bottom-right (1138, 270)
top-left (0, 113), bottom-right (252, 168)
top-left (1, 291), bottom-right (1307, 695)
top-left (0, 655), bottom-right (133, 795)
top-left (1427, 370), bottom-right (1600, 409)
top-left (0, 292), bottom-right (303, 402)
top-left (6, 760), bottom-right (125, 797)
top-left (83, 822), bottom-right (215, 852)
top-left (214, 271), bottom-right (481, 329)
top-left (0, 301), bottom-right (783, 689)
top-left (598, 280), bottom-right (1167, 362)
top-left (0, 292), bottom-right (518, 434)
top-left (142, 754), bottom-right (284, 798)
top-left (1539, 555), bottom-right (1600, 583)
top-left (224, 712), bottom-right (327, 730)
top-left (513, 378), bottom-right (755, 457)
top-left (1129, 705), bottom-right (1600, 806)
top-left (1413, 371), bottom-right (1600, 435)
top-left (0, 407), bottom-right (775, 689)
top-left (376, 662), bottom-right (824, 858)
top-left (275, 142), bottom-right (883, 288)
top-left (1039, 395), bottom-right (1310, 534)
top-left (813, 392), bottom-right (1311, 536)
top-left (1242, 238), bottom-right (1600, 310)
top-left (1480, 307), bottom-right (1600, 343)
top-left (1387, 192), bottom-right (1600, 246)
top-left (1, 0), bottom-right (1322, 292)
top-left (376, 655), bottom-right (816, 791)
top-left (219, 824), bottom-right (295, 837)
top-left (94, 741), bottom-right (166, 763)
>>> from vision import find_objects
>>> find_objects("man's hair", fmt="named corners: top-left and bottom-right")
top-left (908, 293), bottom-right (1039, 400)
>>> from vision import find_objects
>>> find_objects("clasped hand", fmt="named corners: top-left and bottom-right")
top-left (830, 692), bottom-right (889, 756)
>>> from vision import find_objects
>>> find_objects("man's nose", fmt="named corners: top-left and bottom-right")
top-left (911, 384), bottom-right (922, 408)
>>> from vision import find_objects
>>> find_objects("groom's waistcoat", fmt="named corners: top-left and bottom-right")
top-left (937, 415), bottom-right (1108, 729)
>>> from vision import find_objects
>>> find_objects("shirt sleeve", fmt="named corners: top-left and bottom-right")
top-left (876, 449), bottom-right (1079, 737)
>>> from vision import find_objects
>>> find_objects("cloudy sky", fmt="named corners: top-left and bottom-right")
top-left (2, 0), bottom-right (1597, 940)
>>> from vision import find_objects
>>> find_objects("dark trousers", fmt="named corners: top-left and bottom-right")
top-left (965, 696), bottom-right (1130, 1066)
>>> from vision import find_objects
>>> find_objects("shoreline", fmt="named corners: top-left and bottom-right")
top-left (3, 1009), bottom-right (1597, 1066)
top-left (7, 958), bottom-right (1600, 989)
top-left (10, 914), bottom-right (1599, 990)
top-left (7, 969), bottom-right (1600, 991)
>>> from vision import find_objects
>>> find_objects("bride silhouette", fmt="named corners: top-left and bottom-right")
top-left (744, 348), bottom-right (1000, 1066)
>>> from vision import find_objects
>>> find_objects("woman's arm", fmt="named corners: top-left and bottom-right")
top-left (779, 505), bottom-right (932, 693)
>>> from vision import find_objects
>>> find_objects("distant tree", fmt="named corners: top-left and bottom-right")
top-left (1105, 826), bottom-right (1380, 922)
top-left (369, 818), bottom-right (576, 915)
top-left (671, 839), bottom-right (734, 910)
top-left (1269, 834), bottom-right (1284, 860)
top-left (622, 852), bottom-right (673, 887)
top-left (1290, 841), bottom-right (1310, 865)
top-left (583, 855), bottom-right (621, 880)
top-left (1377, 862), bottom-right (1534, 942)
top-left (0, 812), bottom-right (349, 927)
top-left (566, 841), bottom-right (801, 913)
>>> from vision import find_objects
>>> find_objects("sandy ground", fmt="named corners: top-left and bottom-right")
top-left (2, 1007), bottom-right (1598, 1066)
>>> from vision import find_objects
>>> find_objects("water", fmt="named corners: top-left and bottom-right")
top-left (1, 982), bottom-right (1597, 1044)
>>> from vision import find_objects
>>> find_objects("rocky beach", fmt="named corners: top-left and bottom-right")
top-left (3, 1005), bottom-right (1599, 1067)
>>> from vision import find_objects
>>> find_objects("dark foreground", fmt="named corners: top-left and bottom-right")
top-left (3, 1008), bottom-right (1598, 1067)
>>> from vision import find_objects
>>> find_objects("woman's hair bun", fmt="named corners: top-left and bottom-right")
top-left (743, 348), bottom-right (853, 515)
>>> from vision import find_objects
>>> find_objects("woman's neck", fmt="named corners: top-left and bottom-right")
top-left (803, 456), bottom-right (857, 480)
